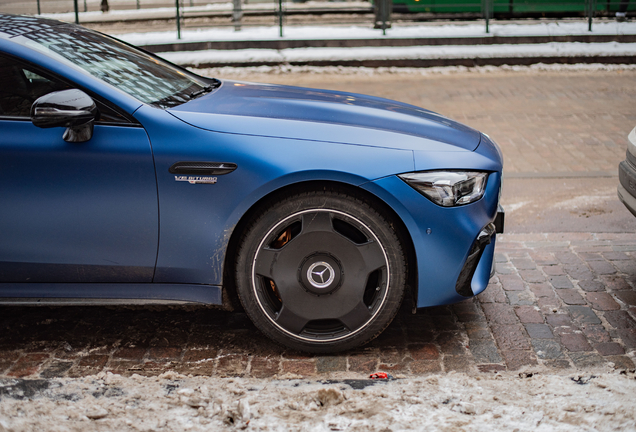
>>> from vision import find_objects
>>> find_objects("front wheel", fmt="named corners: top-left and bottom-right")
top-left (235, 189), bottom-right (405, 353)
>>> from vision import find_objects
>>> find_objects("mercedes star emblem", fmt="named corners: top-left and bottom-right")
top-left (307, 261), bottom-right (335, 289)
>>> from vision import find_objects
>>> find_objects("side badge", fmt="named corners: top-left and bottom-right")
top-left (175, 175), bottom-right (218, 185)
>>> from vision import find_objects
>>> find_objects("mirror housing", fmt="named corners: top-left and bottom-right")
top-left (31, 89), bottom-right (98, 143)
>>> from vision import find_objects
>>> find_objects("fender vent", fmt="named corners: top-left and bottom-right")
top-left (169, 162), bottom-right (237, 175)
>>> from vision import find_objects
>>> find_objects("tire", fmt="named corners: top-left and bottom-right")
top-left (235, 189), bottom-right (405, 353)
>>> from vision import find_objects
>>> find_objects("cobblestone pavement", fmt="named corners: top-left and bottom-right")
top-left (1, 233), bottom-right (634, 379)
top-left (1, 69), bottom-right (635, 379)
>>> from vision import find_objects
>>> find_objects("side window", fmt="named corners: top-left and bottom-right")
top-left (0, 56), bottom-right (134, 124)
top-left (0, 58), bottom-right (70, 117)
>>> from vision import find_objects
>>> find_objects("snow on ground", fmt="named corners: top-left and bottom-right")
top-left (36, 7), bottom-right (636, 66)
top-left (192, 62), bottom-right (636, 77)
top-left (120, 21), bottom-right (636, 45)
top-left (159, 41), bottom-right (636, 66)
top-left (1, 370), bottom-right (635, 431)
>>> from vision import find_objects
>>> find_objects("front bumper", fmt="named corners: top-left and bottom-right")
top-left (618, 183), bottom-right (636, 217)
top-left (365, 171), bottom-right (502, 308)
top-left (618, 151), bottom-right (636, 217)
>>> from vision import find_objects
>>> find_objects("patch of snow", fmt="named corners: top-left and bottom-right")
top-left (505, 201), bottom-right (531, 213)
top-left (109, 21), bottom-right (636, 44)
top-left (158, 42), bottom-right (636, 66)
top-left (191, 63), bottom-right (636, 77)
top-left (1, 371), bottom-right (635, 431)
top-left (553, 191), bottom-right (617, 211)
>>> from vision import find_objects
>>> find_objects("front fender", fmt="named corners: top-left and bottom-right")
top-left (364, 172), bottom-right (501, 308)
top-left (136, 105), bottom-right (414, 285)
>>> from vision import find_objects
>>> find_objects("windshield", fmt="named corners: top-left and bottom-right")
top-left (6, 18), bottom-right (210, 108)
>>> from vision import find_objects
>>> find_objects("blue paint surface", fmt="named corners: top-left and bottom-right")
top-left (0, 16), bottom-right (503, 309)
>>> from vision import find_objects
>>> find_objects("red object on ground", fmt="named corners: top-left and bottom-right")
top-left (370, 372), bottom-right (389, 379)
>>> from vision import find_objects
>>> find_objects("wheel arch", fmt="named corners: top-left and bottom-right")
top-left (222, 180), bottom-right (417, 312)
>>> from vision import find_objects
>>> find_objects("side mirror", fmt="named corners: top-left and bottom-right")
top-left (31, 89), bottom-right (98, 143)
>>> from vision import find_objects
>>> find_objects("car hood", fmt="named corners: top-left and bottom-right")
top-left (168, 80), bottom-right (481, 152)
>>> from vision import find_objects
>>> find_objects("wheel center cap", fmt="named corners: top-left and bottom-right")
top-left (307, 261), bottom-right (335, 289)
top-left (299, 254), bottom-right (343, 295)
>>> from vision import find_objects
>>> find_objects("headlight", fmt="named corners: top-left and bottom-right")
top-left (399, 171), bottom-right (488, 207)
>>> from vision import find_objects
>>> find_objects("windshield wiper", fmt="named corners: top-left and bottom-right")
top-left (190, 85), bottom-right (212, 99)
top-left (189, 79), bottom-right (221, 99)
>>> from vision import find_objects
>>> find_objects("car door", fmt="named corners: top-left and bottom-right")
top-left (0, 56), bottom-right (158, 283)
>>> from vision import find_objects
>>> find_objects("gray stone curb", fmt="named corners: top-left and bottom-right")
top-left (141, 34), bottom-right (636, 53)
top-left (170, 55), bottom-right (636, 69)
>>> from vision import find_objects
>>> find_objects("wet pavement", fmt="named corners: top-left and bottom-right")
top-left (1, 68), bottom-right (635, 378)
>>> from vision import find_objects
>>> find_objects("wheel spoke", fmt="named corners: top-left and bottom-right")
top-left (275, 305), bottom-right (309, 335)
top-left (254, 248), bottom-right (277, 278)
top-left (301, 211), bottom-right (333, 234)
top-left (338, 301), bottom-right (373, 332)
top-left (275, 277), bottom-right (307, 306)
top-left (356, 241), bottom-right (387, 273)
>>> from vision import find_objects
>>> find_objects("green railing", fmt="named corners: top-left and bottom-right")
top-left (177, 0), bottom-right (634, 37)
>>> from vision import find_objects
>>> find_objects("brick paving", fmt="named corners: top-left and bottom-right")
top-left (0, 233), bottom-right (634, 378)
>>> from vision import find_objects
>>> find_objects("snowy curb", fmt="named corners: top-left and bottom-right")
top-left (113, 21), bottom-right (636, 46)
top-left (158, 41), bottom-right (636, 68)
top-left (192, 63), bottom-right (636, 77)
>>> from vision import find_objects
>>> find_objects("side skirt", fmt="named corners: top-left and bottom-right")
top-left (0, 283), bottom-right (222, 306)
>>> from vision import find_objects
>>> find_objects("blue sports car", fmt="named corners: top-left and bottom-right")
top-left (0, 14), bottom-right (503, 352)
